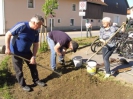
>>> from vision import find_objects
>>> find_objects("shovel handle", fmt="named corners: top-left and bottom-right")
top-left (10, 53), bottom-right (62, 76)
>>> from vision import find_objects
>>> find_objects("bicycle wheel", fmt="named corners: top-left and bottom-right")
top-left (93, 41), bottom-right (103, 53)
top-left (91, 38), bottom-right (102, 52)
top-left (120, 43), bottom-right (132, 58)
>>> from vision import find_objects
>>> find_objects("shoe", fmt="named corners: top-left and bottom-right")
top-left (35, 80), bottom-right (46, 87)
top-left (22, 86), bottom-right (31, 92)
top-left (104, 74), bottom-right (111, 78)
top-left (111, 70), bottom-right (115, 75)
top-left (103, 70), bottom-right (106, 73)
top-left (104, 70), bottom-right (115, 75)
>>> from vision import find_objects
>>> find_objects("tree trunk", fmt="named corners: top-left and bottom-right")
top-left (39, 25), bottom-right (43, 48)
top-left (44, 17), bottom-right (47, 42)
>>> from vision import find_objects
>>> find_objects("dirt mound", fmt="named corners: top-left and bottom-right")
top-left (6, 51), bottom-right (133, 99)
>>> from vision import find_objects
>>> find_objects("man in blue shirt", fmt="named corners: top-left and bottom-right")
top-left (47, 30), bottom-right (79, 73)
top-left (5, 15), bottom-right (45, 92)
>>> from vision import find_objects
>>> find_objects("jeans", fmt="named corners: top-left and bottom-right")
top-left (47, 36), bottom-right (63, 70)
top-left (102, 46), bottom-right (115, 74)
top-left (12, 51), bottom-right (39, 87)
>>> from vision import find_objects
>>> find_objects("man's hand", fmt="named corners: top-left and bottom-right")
top-left (30, 56), bottom-right (36, 64)
top-left (5, 48), bottom-right (11, 55)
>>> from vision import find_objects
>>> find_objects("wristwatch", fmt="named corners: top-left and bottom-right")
top-left (32, 56), bottom-right (36, 59)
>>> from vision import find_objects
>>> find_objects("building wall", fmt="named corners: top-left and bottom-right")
top-left (4, 0), bottom-right (127, 32)
top-left (4, 0), bottom-right (83, 31)
top-left (4, 0), bottom-right (44, 31)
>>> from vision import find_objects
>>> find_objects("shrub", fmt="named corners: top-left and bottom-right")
top-left (38, 41), bottom-right (49, 53)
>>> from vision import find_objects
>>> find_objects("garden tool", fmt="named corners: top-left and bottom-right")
top-left (116, 67), bottom-right (132, 73)
top-left (86, 37), bottom-right (99, 55)
top-left (10, 53), bottom-right (62, 76)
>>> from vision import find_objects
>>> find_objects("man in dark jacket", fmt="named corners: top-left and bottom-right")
top-left (47, 30), bottom-right (79, 72)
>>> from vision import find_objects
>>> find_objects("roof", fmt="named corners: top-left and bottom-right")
top-left (125, 0), bottom-right (129, 8)
top-left (87, 0), bottom-right (107, 6)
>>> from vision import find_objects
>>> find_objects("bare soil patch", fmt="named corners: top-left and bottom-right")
top-left (6, 51), bottom-right (133, 99)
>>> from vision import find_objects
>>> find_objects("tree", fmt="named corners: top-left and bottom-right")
top-left (42, 0), bottom-right (58, 39)
top-left (39, 0), bottom-right (58, 50)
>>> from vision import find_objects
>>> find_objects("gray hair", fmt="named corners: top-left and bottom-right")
top-left (30, 14), bottom-right (44, 23)
top-left (102, 17), bottom-right (111, 23)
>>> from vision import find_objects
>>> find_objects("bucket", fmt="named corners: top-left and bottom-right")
top-left (73, 56), bottom-right (82, 67)
top-left (86, 60), bottom-right (97, 75)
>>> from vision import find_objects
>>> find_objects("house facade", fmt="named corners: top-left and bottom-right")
top-left (0, 0), bottom-right (129, 35)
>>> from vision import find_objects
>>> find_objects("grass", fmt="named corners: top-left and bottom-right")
top-left (72, 36), bottom-right (98, 46)
top-left (38, 36), bottom-right (98, 53)
top-left (0, 56), bottom-right (13, 99)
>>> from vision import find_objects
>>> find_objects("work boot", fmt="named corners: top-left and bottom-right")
top-left (22, 86), bottom-right (31, 92)
top-left (59, 59), bottom-right (65, 65)
top-left (35, 80), bottom-right (46, 87)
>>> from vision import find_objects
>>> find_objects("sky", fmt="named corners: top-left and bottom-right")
top-left (127, 0), bottom-right (133, 7)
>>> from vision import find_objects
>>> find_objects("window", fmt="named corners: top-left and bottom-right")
top-left (72, 4), bottom-right (76, 11)
top-left (91, 20), bottom-right (93, 22)
top-left (28, 0), bottom-right (34, 8)
top-left (49, 19), bottom-right (54, 27)
top-left (58, 19), bottom-right (61, 23)
top-left (116, 2), bottom-right (118, 8)
top-left (98, 20), bottom-right (101, 22)
top-left (70, 19), bottom-right (74, 26)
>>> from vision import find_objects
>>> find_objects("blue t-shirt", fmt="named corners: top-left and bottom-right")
top-left (9, 22), bottom-right (39, 55)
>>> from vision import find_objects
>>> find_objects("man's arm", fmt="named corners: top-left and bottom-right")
top-left (32, 42), bottom-right (39, 57)
top-left (54, 42), bottom-right (62, 56)
top-left (5, 31), bottom-right (12, 54)
top-left (29, 42), bottom-right (38, 64)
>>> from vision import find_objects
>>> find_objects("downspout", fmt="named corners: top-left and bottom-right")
top-left (0, 0), bottom-right (5, 35)
top-left (3, 0), bottom-right (5, 34)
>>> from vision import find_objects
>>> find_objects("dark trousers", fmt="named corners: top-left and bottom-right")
top-left (102, 46), bottom-right (115, 74)
top-left (12, 52), bottom-right (39, 87)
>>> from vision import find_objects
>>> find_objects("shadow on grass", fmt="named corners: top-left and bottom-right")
top-left (0, 56), bottom-right (17, 89)
top-left (0, 68), bottom-right (17, 89)
top-left (42, 59), bottom-right (86, 83)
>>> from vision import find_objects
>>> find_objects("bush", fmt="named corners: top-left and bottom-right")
top-left (38, 42), bottom-right (49, 53)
